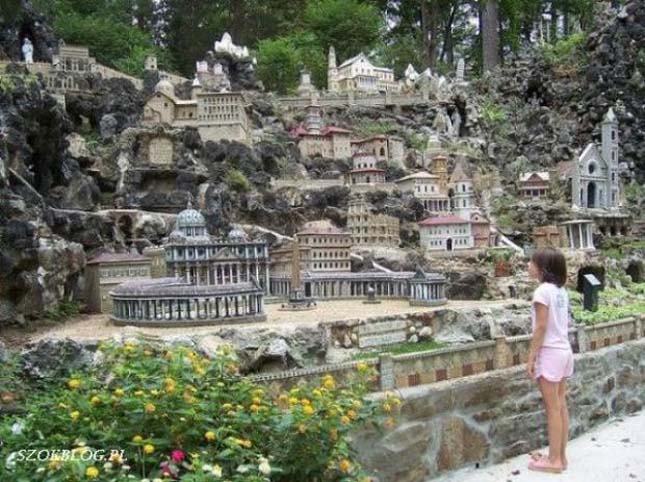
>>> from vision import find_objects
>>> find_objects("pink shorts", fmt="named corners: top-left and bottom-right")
top-left (534, 347), bottom-right (574, 382)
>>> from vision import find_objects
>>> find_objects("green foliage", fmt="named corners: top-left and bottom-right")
top-left (481, 99), bottom-right (508, 125)
top-left (352, 339), bottom-right (445, 360)
top-left (43, 301), bottom-right (82, 323)
top-left (256, 37), bottom-right (301, 94)
top-left (569, 283), bottom-right (645, 325)
top-left (226, 169), bottom-right (252, 193)
top-left (484, 247), bottom-right (515, 262)
top-left (540, 32), bottom-right (587, 66)
top-left (0, 341), bottom-right (399, 481)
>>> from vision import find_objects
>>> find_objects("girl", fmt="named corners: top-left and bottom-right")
top-left (526, 247), bottom-right (574, 474)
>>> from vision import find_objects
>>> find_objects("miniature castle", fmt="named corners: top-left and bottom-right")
top-left (292, 102), bottom-right (352, 159)
top-left (347, 196), bottom-right (400, 248)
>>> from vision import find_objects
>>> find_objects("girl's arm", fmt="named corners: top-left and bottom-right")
top-left (527, 302), bottom-right (548, 377)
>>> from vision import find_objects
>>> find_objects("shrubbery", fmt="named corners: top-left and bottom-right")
top-left (0, 341), bottom-right (400, 481)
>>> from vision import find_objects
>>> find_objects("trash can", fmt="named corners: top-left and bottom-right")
top-left (582, 273), bottom-right (601, 312)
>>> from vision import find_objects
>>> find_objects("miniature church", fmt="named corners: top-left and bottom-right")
top-left (568, 108), bottom-right (621, 210)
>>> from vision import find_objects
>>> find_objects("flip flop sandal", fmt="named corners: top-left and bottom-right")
top-left (529, 451), bottom-right (567, 470)
top-left (528, 456), bottom-right (563, 474)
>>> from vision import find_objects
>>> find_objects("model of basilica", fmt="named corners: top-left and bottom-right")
top-left (110, 204), bottom-right (269, 325)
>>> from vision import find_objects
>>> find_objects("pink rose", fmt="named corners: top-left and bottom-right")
top-left (171, 450), bottom-right (185, 463)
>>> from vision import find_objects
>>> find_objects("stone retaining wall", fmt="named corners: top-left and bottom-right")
top-left (249, 315), bottom-right (644, 393)
top-left (351, 338), bottom-right (645, 481)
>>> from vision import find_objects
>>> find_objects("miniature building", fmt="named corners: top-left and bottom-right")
top-left (292, 103), bottom-right (352, 159)
top-left (85, 252), bottom-right (152, 314)
top-left (346, 152), bottom-right (386, 187)
top-left (110, 205), bottom-right (268, 325)
top-left (394, 171), bottom-right (450, 212)
top-left (519, 171), bottom-right (550, 198)
top-left (328, 47), bottom-right (401, 93)
top-left (559, 220), bottom-right (595, 250)
top-left (350, 135), bottom-right (405, 165)
top-left (142, 79), bottom-right (250, 145)
top-left (271, 220), bottom-right (352, 282)
top-left (423, 135), bottom-right (446, 168)
top-left (52, 45), bottom-right (96, 73)
top-left (195, 61), bottom-right (231, 91)
top-left (347, 196), bottom-right (400, 248)
top-left (395, 159), bottom-right (475, 216)
top-left (418, 215), bottom-right (474, 252)
top-left (297, 69), bottom-right (317, 97)
top-left (470, 213), bottom-right (492, 249)
top-left (564, 108), bottom-right (621, 209)
top-left (532, 225), bottom-right (562, 248)
top-left (449, 161), bottom-right (475, 218)
top-left (142, 246), bottom-right (166, 278)
top-left (409, 267), bottom-right (446, 306)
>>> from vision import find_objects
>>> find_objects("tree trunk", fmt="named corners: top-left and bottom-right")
top-left (550, 1), bottom-right (558, 43)
top-left (421, 0), bottom-right (440, 69)
top-left (563, 0), bottom-right (570, 36)
top-left (440, 4), bottom-right (457, 66)
top-left (480, 0), bottom-right (501, 72)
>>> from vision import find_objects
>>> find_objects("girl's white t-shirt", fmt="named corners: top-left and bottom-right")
top-left (531, 282), bottom-right (571, 350)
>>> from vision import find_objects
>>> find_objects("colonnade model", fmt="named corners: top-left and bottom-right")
top-left (269, 269), bottom-right (447, 306)
top-left (110, 278), bottom-right (266, 326)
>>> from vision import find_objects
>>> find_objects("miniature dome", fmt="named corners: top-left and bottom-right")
top-left (228, 227), bottom-right (248, 242)
top-left (176, 204), bottom-right (206, 229)
top-left (167, 229), bottom-right (186, 243)
top-left (154, 78), bottom-right (175, 97)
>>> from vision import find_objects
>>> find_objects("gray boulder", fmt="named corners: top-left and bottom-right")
top-left (21, 338), bottom-right (94, 379)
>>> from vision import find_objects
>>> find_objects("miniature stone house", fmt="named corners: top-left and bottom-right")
top-left (345, 152), bottom-right (386, 187)
top-left (347, 196), bottom-right (400, 248)
top-left (85, 252), bottom-right (152, 314)
top-left (519, 171), bottom-right (550, 198)
top-left (418, 215), bottom-right (475, 252)
top-left (292, 103), bottom-right (352, 159)
top-left (532, 225), bottom-right (562, 249)
top-left (350, 135), bottom-right (405, 165)
top-left (328, 47), bottom-right (401, 93)
top-left (448, 161), bottom-right (475, 218)
top-left (470, 213), bottom-right (492, 249)
top-left (394, 172), bottom-right (450, 213)
top-left (142, 79), bottom-right (250, 145)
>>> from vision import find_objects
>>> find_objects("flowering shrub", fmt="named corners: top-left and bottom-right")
top-left (0, 341), bottom-right (400, 481)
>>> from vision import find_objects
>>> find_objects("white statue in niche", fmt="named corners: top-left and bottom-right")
top-left (22, 38), bottom-right (34, 64)
top-left (450, 110), bottom-right (462, 137)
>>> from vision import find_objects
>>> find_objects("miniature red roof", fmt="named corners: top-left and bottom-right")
top-left (322, 126), bottom-right (352, 134)
top-left (291, 124), bottom-right (352, 138)
top-left (419, 215), bottom-right (469, 226)
top-left (87, 252), bottom-right (150, 265)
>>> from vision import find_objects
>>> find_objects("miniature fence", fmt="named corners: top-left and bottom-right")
top-left (276, 91), bottom-right (433, 109)
top-left (270, 178), bottom-right (344, 190)
top-left (248, 314), bottom-right (645, 393)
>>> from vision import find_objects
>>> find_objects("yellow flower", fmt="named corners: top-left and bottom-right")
top-left (108, 452), bottom-right (123, 464)
top-left (252, 397), bottom-right (262, 405)
top-left (222, 403), bottom-right (233, 410)
top-left (85, 466), bottom-right (99, 478)
top-left (352, 400), bottom-right (362, 409)
top-left (339, 459), bottom-right (351, 474)
top-left (303, 405), bottom-right (315, 416)
top-left (132, 435), bottom-right (143, 443)
top-left (48, 455), bottom-right (63, 470)
top-left (312, 389), bottom-right (322, 398)
top-left (323, 378), bottom-right (336, 390)
top-left (382, 403), bottom-right (392, 413)
top-left (347, 409), bottom-right (357, 420)
top-left (288, 397), bottom-right (299, 405)
top-left (150, 389), bottom-right (159, 396)
top-left (143, 444), bottom-right (155, 455)
top-left (134, 390), bottom-right (144, 397)
top-left (143, 349), bottom-right (153, 356)
top-left (329, 428), bottom-right (338, 441)
top-left (340, 415), bottom-right (350, 425)
top-left (300, 398), bottom-right (311, 405)
top-left (68, 379), bottom-right (81, 390)
top-left (113, 388), bottom-right (124, 397)
top-left (90, 396), bottom-right (101, 406)
top-left (70, 411), bottom-right (80, 421)
top-left (391, 397), bottom-right (402, 406)
top-left (234, 438), bottom-right (252, 448)
top-left (297, 423), bottom-right (307, 434)
top-left (327, 408), bottom-right (338, 418)
top-left (144, 403), bottom-right (156, 414)
top-left (356, 362), bottom-right (368, 372)
top-left (252, 388), bottom-right (264, 397)
top-left (383, 416), bottom-right (395, 429)
top-left (289, 388), bottom-right (300, 396)
top-left (249, 404), bottom-right (261, 413)
top-left (205, 431), bottom-right (216, 442)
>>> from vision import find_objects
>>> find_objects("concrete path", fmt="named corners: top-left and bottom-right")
top-left (435, 410), bottom-right (645, 482)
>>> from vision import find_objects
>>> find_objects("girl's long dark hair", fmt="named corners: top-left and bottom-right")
top-left (531, 248), bottom-right (567, 287)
